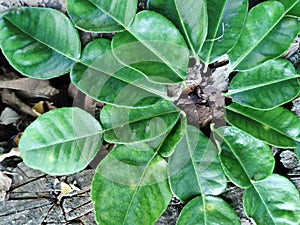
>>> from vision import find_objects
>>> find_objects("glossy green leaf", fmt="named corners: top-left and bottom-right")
top-left (71, 38), bottom-right (169, 107)
top-left (227, 59), bottom-right (300, 110)
top-left (148, 0), bottom-right (207, 55)
top-left (199, 0), bottom-right (248, 64)
top-left (0, 7), bottom-right (80, 78)
top-left (226, 103), bottom-right (300, 148)
top-left (177, 196), bottom-right (240, 225)
top-left (19, 108), bottom-right (102, 175)
top-left (156, 115), bottom-right (187, 158)
top-left (277, 0), bottom-right (300, 17)
top-left (228, 1), bottom-right (300, 71)
top-left (169, 125), bottom-right (227, 202)
top-left (91, 144), bottom-right (171, 225)
top-left (244, 174), bottom-right (300, 225)
top-left (66, 0), bottom-right (124, 32)
top-left (112, 10), bottom-right (189, 84)
top-left (213, 126), bottom-right (274, 188)
top-left (100, 101), bottom-right (180, 144)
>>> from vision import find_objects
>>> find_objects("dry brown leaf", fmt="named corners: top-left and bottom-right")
top-left (0, 78), bottom-right (59, 97)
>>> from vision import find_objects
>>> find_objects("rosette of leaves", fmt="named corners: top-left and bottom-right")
top-left (0, 0), bottom-right (300, 224)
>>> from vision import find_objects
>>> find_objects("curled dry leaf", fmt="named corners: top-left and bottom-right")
top-left (0, 107), bottom-right (22, 125)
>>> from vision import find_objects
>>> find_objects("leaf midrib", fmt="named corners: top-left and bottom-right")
top-left (121, 152), bottom-right (158, 224)
top-left (230, 1), bottom-right (299, 70)
top-left (227, 106), bottom-right (300, 144)
top-left (185, 131), bottom-right (207, 224)
top-left (204, 0), bottom-right (227, 63)
top-left (227, 75), bottom-right (300, 95)
top-left (250, 182), bottom-right (277, 224)
top-left (25, 109), bottom-right (179, 150)
top-left (88, 0), bottom-right (185, 82)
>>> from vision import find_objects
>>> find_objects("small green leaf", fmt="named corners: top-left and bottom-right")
top-left (228, 1), bottom-right (300, 71)
top-left (19, 108), bottom-right (102, 175)
top-left (177, 196), bottom-right (240, 225)
top-left (71, 38), bottom-right (169, 107)
top-left (100, 101), bottom-right (180, 144)
top-left (148, 0), bottom-right (207, 55)
top-left (244, 174), bottom-right (300, 225)
top-left (91, 145), bottom-right (171, 225)
top-left (112, 10), bottom-right (189, 84)
top-left (199, 0), bottom-right (248, 64)
top-left (66, 0), bottom-right (125, 32)
top-left (213, 126), bottom-right (274, 188)
top-left (169, 125), bottom-right (227, 202)
top-left (0, 7), bottom-right (80, 78)
top-left (227, 59), bottom-right (300, 110)
top-left (226, 103), bottom-right (300, 148)
top-left (276, 0), bottom-right (300, 17)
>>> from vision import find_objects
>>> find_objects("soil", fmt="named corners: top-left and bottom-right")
top-left (0, 1), bottom-right (300, 225)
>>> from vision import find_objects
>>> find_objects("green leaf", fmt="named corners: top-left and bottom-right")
top-left (276, 0), bottom-right (300, 17)
top-left (66, 0), bottom-right (126, 32)
top-left (71, 38), bottom-right (169, 107)
top-left (89, 0), bottom-right (138, 27)
top-left (156, 115), bottom-right (187, 158)
top-left (148, 0), bottom-right (207, 55)
top-left (0, 7), bottom-right (80, 78)
top-left (19, 108), bottom-right (102, 175)
top-left (177, 196), bottom-right (240, 225)
top-left (169, 125), bottom-right (227, 202)
top-left (112, 10), bottom-right (190, 84)
top-left (91, 144), bottom-right (171, 225)
top-left (244, 174), bottom-right (300, 225)
top-left (226, 103), bottom-right (300, 148)
top-left (100, 101), bottom-right (180, 144)
top-left (228, 1), bottom-right (300, 71)
top-left (199, 0), bottom-right (248, 64)
top-left (213, 126), bottom-right (274, 188)
top-left (227, 59), bottom-right (300, 110)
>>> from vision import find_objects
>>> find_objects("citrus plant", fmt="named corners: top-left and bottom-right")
top-left (0, 0), bottom-right (300, 224)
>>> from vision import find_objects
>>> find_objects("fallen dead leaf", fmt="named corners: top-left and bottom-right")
top-left (0, 107), bottom-right (22, 125)
top-left (0, 148), bottom-right (21, 163)
top-left (0, 171), bottom-right (12, 201)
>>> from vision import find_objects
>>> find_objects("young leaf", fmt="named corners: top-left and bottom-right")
top-left (276, 0), bottom-right (300, 17)
top-left (71, 38), bottom-right (169, 107)
top-left (66, 0), bottom-right (125, 32)
top-left (112, 10), bottom-right (190, 84)
top-left (176, 196), bottom-right (240, 225)
top-left (228, 1), bottom-right (300, 71)
top-left (199, 0), bottom-right (248, 64)
top-left (19, 108), bottom-right (103, 175)
top-left (169, 125), bottom-right (227, 202)
top-left (244, 174), bottom-right (300, 225)
top-left (226, 103), bottom-right (300, 148)
top-left (227, 59), bottom-right (300, 110)
top-left (148, 0), bottom-right (207, 55)
top-left (100, 101), bottom-right (180, 144)
top-left (91, 144), bottom-right (171, 225)
top-left (0, 7), bottom-right (80, 78)
top-left (213, 126), bottom-right (274, 188)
